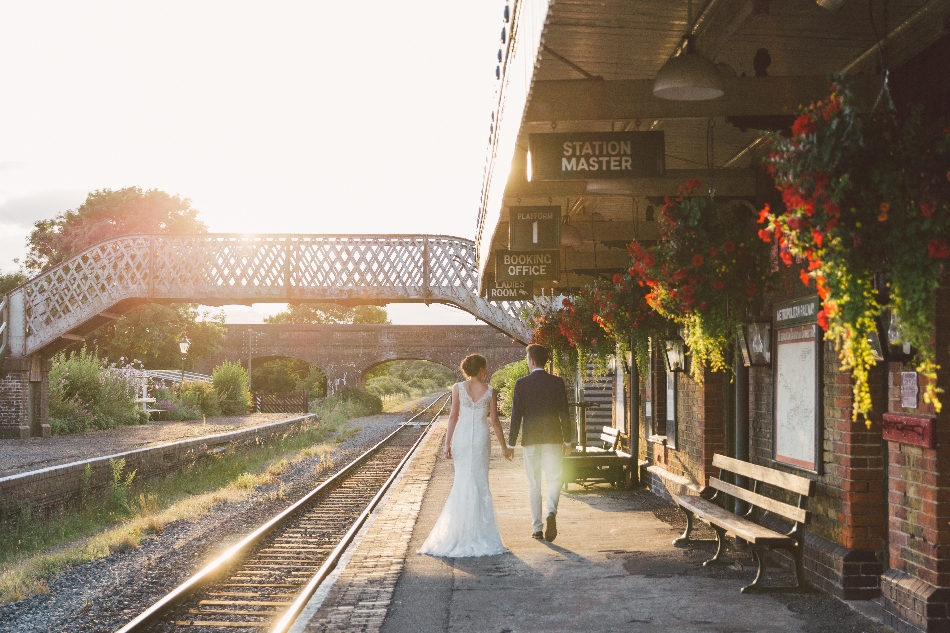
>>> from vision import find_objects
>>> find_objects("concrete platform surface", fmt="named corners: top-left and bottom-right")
top-left (297, 417), bottom-right (892, 633)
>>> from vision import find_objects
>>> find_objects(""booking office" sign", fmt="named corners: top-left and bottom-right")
top-left (528, 131), bottom-right (665, 181)
top-left (495, 250), bottom-right (560, 282)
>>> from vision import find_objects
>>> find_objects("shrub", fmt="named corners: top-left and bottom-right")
top-left (48, 348), bottom-right (145, 434)
top-left (212, 361), bottom-right (252, 415)
top-left (151, 400), bottom-right (202, 421)
top-left (339, 387), bottom-right (382, 416)
top-left (365, 375), bottom-right (411, 398)
top-left (490, 359), bottom-right (529, 417)
top-left (180, 381), bottom-right (220, 417)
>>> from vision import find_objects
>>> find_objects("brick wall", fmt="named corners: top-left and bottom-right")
top-left (0, 356), bottom-right (50, 439)
top-left (882, 285), bottom-right (950, 633)
top-left (0, 414), bottom-right (317, 524)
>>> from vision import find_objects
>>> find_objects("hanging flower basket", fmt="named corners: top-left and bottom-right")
top-left (626, 180), bottom-right (776, 379)
top-left (758, 77), bottom-right (950, 420)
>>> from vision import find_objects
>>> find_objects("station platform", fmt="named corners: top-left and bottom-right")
top-left (291, 417), bottom-right (888, 633)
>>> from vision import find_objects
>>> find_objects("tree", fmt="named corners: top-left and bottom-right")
top-left (0, 270), bottom-right (27, 295)
top-left (85, 304), bottom-right (226, 370)
top-left (265, 303), bottom-right (390, 325)
top-left (25, 187), bottom-right (206, 273)
top-left (25, 187), bottom-right (220, 369)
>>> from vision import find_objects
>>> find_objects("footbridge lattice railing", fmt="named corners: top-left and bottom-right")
top-left (0, 234), bottom-right (535, 359)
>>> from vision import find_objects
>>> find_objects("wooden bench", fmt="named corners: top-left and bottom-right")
top-left (672, 454), bottom-right (816, 594)
top-left (562, 427), bottom-right (632, 488)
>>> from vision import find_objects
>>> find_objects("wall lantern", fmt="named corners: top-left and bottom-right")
top-left (868, 309), bottom-right (914, 362)
top-left (624, 350), bottom-right (634, 373)
top-left (665, 335), bottom-right (689, 373)
top-left (737, 321), bottom-right (771, 367)
top-left (652, 34), bottom-right (724, 101)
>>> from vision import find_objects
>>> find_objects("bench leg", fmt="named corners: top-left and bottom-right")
top-left (740, 543), bottom-right (811, 594)
top-left (672, 508), bottom-right (695, 546)
top-left (702, 525), bottom-right (733, 566)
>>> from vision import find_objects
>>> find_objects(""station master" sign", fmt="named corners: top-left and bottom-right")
top-left (528, 131), bottom-right (665, 181)
top-left (495, 250), bottom-right (560, 282)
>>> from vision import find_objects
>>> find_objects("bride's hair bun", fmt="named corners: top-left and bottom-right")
top-left (460, 354), bottom-right (487, 378)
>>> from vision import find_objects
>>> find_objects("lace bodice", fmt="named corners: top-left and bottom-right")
top-left (458, 382), bottom-right (492, 411)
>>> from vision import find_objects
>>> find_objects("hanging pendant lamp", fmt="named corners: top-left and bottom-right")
top-left (654, 0), bottom-right (723, 102)
top-left (653, 34), bottom-right (724, 101)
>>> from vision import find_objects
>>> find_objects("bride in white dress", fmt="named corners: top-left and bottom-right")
top-left (419, 354), bottom-right (513, 557)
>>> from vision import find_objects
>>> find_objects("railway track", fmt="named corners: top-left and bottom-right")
top-left (116, 394), bottom-right (450, 633)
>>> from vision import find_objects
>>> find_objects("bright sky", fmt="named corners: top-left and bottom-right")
top-left (0, 1), bottom-right (505, 325)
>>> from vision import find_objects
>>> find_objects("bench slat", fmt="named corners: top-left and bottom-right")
top-left (713, 454), bottom-right (814, 496)
top-left (673, 494), bottom-right (796, 546)
top-left (709, 477), bottom-right (809, 524)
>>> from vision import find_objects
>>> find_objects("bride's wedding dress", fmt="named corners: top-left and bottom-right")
top-left (419, 383), bottom-right (508, 557)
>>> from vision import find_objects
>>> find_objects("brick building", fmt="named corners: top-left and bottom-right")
top-left (478, 3), bottom-right (950, 631)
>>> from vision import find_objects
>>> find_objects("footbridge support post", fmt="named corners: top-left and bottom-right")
top-left (0, 355), bottom-right (52, 439)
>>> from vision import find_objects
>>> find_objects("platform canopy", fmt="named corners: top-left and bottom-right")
top-left (476, 0), bottom-right (950, 293)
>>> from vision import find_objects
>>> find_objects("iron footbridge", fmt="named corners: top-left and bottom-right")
top-left (0, 234), bottom-right (534, 361)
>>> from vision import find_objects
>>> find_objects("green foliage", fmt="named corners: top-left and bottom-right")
top-left (363, 360), bottom-right (455, 401)
top-left (180, 381), bottom-right (220, 417)
top-left (251, 358), bottom-right (325, 396)
top-left (212, 361), bottom-right (252, 415)
top-left (85, 304), bottom-right (226, 370)
top-left (489, 360), bottom-right (529, 417)
top-left (0, 270), bottom-right (27, 295)
top-left (48, 348), bottom-right (146, 434)
top-left (265, 303), bottom-right (390, 324)
top-left (338, 387), bottom-right (382, 415)
top-left (25, 186), bottom-right (206, 273)
top-left (108, 458), bottom-right (136, 512)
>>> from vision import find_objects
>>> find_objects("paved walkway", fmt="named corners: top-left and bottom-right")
top-left (295, 417), bottom-right (891, 633)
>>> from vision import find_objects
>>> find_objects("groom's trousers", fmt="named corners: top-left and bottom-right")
top-left (522, 443), bottom-right (563, 533)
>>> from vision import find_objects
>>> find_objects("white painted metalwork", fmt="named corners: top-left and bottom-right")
top-left (0, 234), bottom-right (534, 360)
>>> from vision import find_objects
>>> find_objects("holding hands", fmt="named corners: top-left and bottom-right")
top-left (503, 446), bottom-right (515, 461)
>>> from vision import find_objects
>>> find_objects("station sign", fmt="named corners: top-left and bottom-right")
top-left (486, 280), bottom-right (533, 301)
top-left (495, 250), bottom-right (560, 282)
top-left (509, 205), bottom-right (560, 250)
top-left (528, 131), bottom-right (665, 180)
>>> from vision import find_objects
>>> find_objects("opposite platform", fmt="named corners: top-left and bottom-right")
top-left (294, 417), bottom-right (891, 633)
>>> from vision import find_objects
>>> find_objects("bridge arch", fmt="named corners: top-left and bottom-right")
top-left (199, 324), bottom-right (526, 395)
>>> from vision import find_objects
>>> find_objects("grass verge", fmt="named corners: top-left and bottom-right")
top-left (0, 413), bottom-right (358, 604)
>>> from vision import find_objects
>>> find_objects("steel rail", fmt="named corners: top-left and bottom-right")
top-left (114, 394), bottom-right (448, 633)
top-left (270, 393), bottom-right (450, 633)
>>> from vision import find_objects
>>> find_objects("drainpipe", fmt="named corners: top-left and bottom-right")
top-left (734, 351), bottom-right (750, 515)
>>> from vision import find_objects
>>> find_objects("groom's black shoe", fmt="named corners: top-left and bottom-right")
top-left (544, 513), bottom-right (558, 542)
top-left (531, 531), bottom-right (544, 539)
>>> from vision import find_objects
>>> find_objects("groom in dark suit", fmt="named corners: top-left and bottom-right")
top-left (507, 344), bottom-right (573, 542)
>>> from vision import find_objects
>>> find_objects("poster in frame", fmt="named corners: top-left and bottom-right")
top-left (772, 296), bottom-right (822, 473)
top-left (665, 368), bottom-right (677, 449)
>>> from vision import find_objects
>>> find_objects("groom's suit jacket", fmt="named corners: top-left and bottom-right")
top-left (508, 370), bottom-right (572, 446)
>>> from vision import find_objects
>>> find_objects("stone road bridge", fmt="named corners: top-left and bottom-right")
top-left (0, 234), bottom-right (535, 437)
top-left (199, 324), bottom-right (526, 393)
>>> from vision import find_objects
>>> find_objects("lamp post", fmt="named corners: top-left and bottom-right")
top-left (179, 335), bottom-right (191, 388)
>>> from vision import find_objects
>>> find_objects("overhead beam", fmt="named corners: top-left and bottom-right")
top-left (505, 169), bottom-right (756, 199)
top-left (524, 75), bottom-right (858, 123)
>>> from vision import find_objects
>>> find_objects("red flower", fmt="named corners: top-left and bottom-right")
top-left (612, 273), bottom-right (623, 284)
top-left (817, 309), bottom-right (829, 331)
top-left (811, 229), bottom-right (824, 248)
top-left (757, 204), bottom-right (771, 224)
top-left (920, 198), bottom-right (936, 218)
top-left (758, 228), bottom-right (772, 242)
top-left (928, 240), bottom-right (950, 259)
top-left (684, 178), bottom-right (703, 193)
top-left (792, 114), bottom-right (817, 137)
top-left (799, 269), bottom-right (810, 287)
top-left (699, 302), bottom-right (708, 311)
top-left (709, 246), bottom-right (718, 257)
top-left (562, 298), bottom-right (573, 308)
top-left (825, 202), bottom-right (840, 217)
top-left (724, 241), bottom-right (736, 253)
top-left (780, 251), bottom-right (793, 266)
top-left (880, 202), bottom-right (890, 212)
top-left (642, 252), bottom-right (656, 267)
top-left (787, 216), bottom-right (804, 230)
top-left (712, 279), bottom-right (725, 290)
top-left (692, 254), bottom-right (705, 267)
top-left (745, 283), bottom-right (758, 296)
top-left (628, 267), bottom-right (637, 277)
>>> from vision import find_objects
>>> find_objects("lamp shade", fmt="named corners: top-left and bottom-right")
top-left (737, 322), bottom-right (771, 367)
top-left (665, 337), bottom-right (687, 372)
top-left (179, 335), bottom-right (191, 355)
top-left (653, 37), bottom-right (724, 101)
